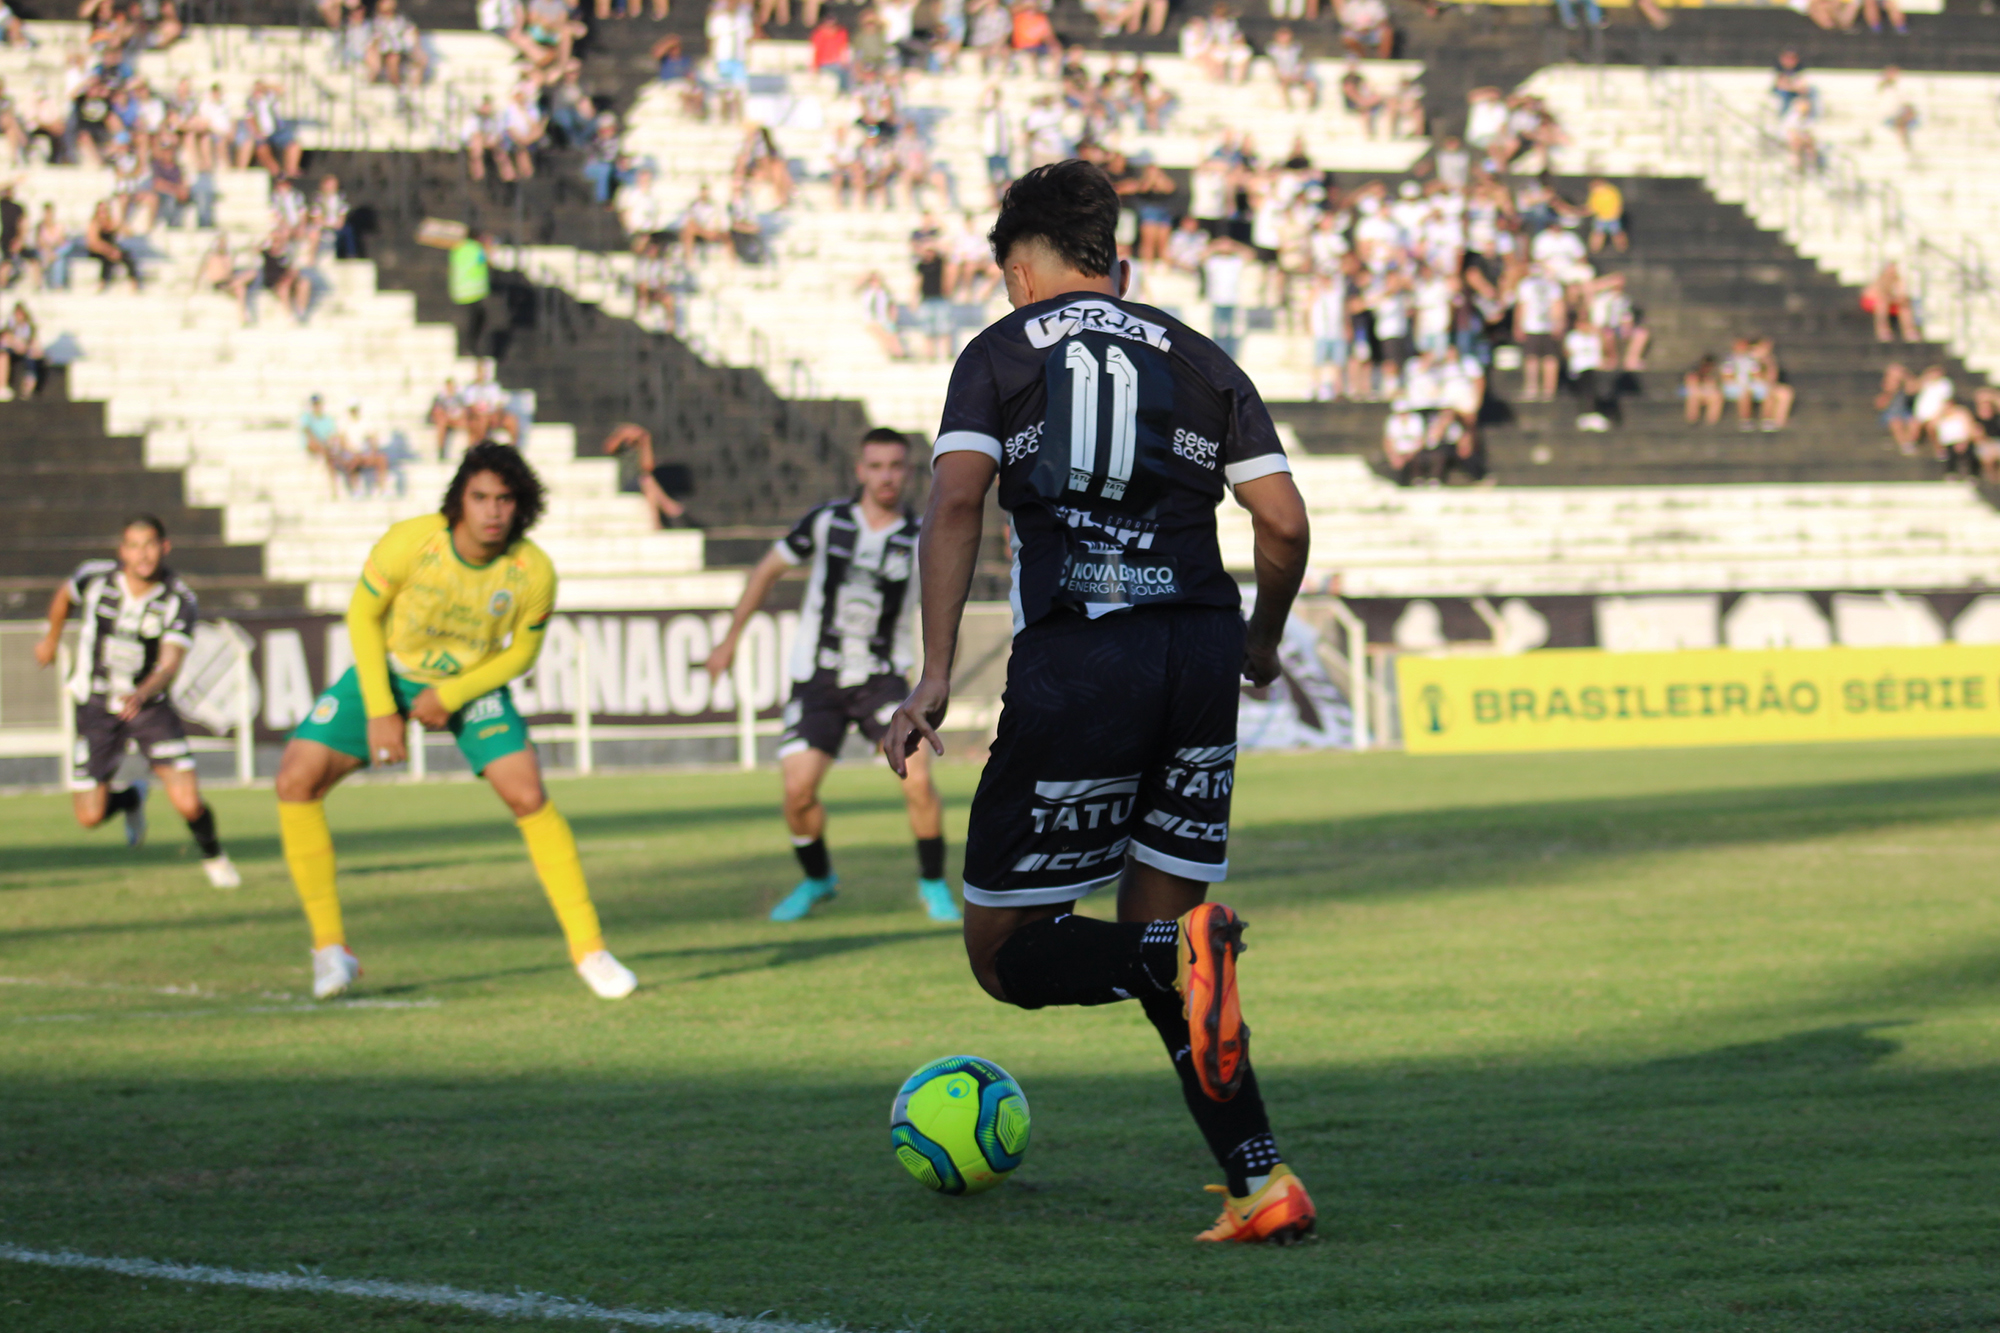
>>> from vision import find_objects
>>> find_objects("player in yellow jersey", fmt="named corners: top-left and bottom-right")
top-left (273, 443), bottom-right (637, 1001)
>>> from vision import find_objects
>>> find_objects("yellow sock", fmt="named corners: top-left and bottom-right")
top-left (517, 802), bottom-right (604, 964)
top-left (279, 800), bottom-right (344, 950)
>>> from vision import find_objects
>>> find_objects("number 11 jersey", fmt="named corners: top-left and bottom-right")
top-left (932, 293), bottom-right (1292, 632)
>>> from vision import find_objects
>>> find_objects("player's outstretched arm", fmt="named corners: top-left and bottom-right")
top-left (705, 547), bottom-right (792, 678)
top-left (1234, 471), bottom-right (1311, 688)
top-left (32, 583), bottom-right (71, 667)
top-left (887, 450), bottom-right (996, 776)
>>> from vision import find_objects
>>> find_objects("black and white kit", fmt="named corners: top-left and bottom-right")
top-left (63, 559), bottom-right (199, 788)
top-left (774, 498), bottom-right (921, 759)
top-left (933, 293), bottom-right (1290, 906)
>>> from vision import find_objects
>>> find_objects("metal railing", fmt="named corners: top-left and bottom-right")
top-left (1630, 67), bottom-right (2000, 362)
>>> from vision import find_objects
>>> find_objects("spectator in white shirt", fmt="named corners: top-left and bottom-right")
top-left (1306, 270), bottom-right (1350, 401)
top-left (706, 0), bottom-right (754, 122)
top-left (365, 0), bottom-right (429, 90)
top-left (1513, 267), bottom-right (1567, 401)
top-left (1267, 27), bottom-right (1318, 109)
top-left (1564, 317), bottom-right (1612, 431)
top-left (1338, 0), bottom-right (1392, 59)
top-left (1911, 363), bottom-right (1954, 444)
top-left (1202, 236), bottom-right (1250, 358)
top-left (500, 86), bottom-right (548, 180)
top-left (463, 96), bottom-right (513, 182)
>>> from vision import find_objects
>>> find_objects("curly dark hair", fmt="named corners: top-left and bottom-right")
top-left (442, 442), bottom-right (545, 545)
top-left (988, 160), bottom-right (1120, 279)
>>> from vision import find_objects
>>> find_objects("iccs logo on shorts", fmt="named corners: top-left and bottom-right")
top-left (488, 589), bottom-right (513, 617)
top-left (310, 695), bottom-right (339, 725)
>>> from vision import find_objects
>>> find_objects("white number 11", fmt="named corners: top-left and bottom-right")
top-left (1063, 341), bottom-right (1139, 502)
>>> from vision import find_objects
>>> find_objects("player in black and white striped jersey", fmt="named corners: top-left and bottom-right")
top-left (33, 515), bottom-right (240, 889)
top-left (705, 428), bottom-right (959, 925)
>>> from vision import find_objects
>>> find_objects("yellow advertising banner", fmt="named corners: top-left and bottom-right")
top-left (1397, 644), bottom-right (2000, 754)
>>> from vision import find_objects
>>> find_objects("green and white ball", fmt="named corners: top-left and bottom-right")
top-left (890, 1055), bottom-right (1031, 1195)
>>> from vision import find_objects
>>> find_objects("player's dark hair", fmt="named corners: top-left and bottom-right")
top-left (860, 427), bottom-right (910, 452)
top-left (122, 513), bottom-right (168, 541)
top-left (442, 442), bottom-right (545, 544)
top-left (988, 160), bottom-right (1120, 279)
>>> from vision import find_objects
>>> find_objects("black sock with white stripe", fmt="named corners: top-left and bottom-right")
top-left (186, 805), bottom-right (221, 859)
top-left (1138, 988), bottom-right (1281, 1195)
top-left (991, 913), bottom-right (1179, 1008)
top-left (792, 836), bottom-right (832, 881)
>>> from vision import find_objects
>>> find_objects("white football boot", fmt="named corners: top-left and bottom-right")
top-left (202, 853), bottom-right (242, 889)
top-left (312, 944), bottom-right (362, 1000)
top-left (576, 949), bottom-right (637, 999)
top-left (121, 778), bottom-right (149, 847)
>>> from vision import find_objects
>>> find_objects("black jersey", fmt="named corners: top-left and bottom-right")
top-left (64, 559), bottom-right (198, 708)
top-left (933, 293), bottom-right (1290, 631)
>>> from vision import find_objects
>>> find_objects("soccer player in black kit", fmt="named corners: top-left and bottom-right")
top-left (34, 515), bottom-right (240, 888)
top-left (886, 161), bottom-right (1316, 1243)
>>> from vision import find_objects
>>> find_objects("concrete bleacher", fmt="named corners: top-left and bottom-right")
top-left (0, 21), bottom-right (525, 154)
top-left (1223, 450), bottom-right (2000, 597)
top-left (516, 40), bottom-right (1427, 431)
top-left (0, 38), bottom-right (711, 614)
top-left (1526, 64), bottom-right (2000, 380)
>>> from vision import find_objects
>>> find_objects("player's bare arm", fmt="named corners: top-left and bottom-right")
top-left (1233, 472), bottom-right (1311, 688)
top-left (886, 450), bottom-right (995, 776)
top-left (705, 547), bottom-right (793, 678)
top-left (118, 640), bottom-right (187, 721)
top-left (32, 583), bottom-right (71, 667)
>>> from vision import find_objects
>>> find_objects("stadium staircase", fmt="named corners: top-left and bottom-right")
top-left (12, 7), bottom-right (2000, 613)
top-left (0, 392), bottom-right (286, 619)
top-left (0, 25), bottom-right (709, 615)
top-left (1526, 63), bottom-right (2000, 379)
top-left (1274, 172), bottom-right (1971, 486)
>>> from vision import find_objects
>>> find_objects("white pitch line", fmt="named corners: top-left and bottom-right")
top-left (0, 1245), bottom-right (885, 1333)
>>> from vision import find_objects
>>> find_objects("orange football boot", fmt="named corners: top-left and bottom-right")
top-left (1176, 901), bottom-right (1249, 1101)
top-left (1195, 1164), bottom-right (1317, 1245)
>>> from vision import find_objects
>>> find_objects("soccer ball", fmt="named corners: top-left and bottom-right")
top-left (890, 1055), bottom-right (1031, 1195)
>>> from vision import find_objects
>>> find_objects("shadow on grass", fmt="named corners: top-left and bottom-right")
top-left (0, 795), bottom-right (917, 879)
top-left (7, 766), bottom-right (2000, 946)
top-left (353, 930), bottom-right (952, 995)
top-left (2, 1021), bottom-right (1995, 1333)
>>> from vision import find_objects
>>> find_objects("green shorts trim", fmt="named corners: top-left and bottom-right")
top-left (292, 666), bottom-right (530, 776)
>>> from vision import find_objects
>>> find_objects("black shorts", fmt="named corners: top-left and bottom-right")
top-left (1523, 331), bottom-right (1560, 358)
top-left (1377, 334), bottom-right (1412, 366)
top-left (961, 605), bottom-right (1243, 908)
top-left (72, 699), bottom-right (193, 789)
top-left (778, 670), bottom-right (907, 759)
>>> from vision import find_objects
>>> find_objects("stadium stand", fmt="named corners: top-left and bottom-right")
top-left (9, 0), bottom-right (2000, 634)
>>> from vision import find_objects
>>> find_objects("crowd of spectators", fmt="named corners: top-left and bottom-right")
top-left (1682, 337), bottom-right (1794, 432)
top-left (296, 361), bottom-right (522, 498)
top-left (1877, 362), bottom-right (1998, 481)
top-left (0, 5), bottom-right (368, 324)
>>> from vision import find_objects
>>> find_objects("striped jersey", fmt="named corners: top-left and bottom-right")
top-left (775, 498), bottom-right (920, 686)
top-left (64, 559), bottom-right (198, 707)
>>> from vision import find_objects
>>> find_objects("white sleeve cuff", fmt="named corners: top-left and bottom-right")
top-left (771, 540), bottom-right (805, 567)
top-left (1224, 454), bottom-right (1292, 486)
top-left (163, 631), bottom-right (194, 649)
top-left (932, 430), bottom-right (1002, 465)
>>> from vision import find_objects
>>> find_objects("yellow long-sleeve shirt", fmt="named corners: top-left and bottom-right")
top-left (347, 514), bottom-right (557, 718)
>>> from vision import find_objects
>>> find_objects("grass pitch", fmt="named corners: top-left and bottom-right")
top-left (3, 740), bottom-right (1999, 1332)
